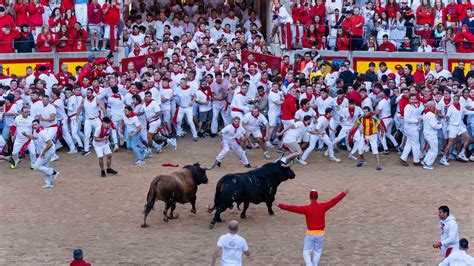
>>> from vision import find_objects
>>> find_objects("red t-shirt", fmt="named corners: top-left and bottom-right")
top-left (103, 3), bottom-right (120, 26)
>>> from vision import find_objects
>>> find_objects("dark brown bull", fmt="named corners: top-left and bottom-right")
top-left (141, 163), bottom-right (213, 228)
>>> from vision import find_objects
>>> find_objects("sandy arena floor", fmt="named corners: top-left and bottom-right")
top-left (0, 137), bottom-right (473, 265)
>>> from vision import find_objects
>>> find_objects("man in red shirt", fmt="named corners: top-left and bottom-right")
top-left (278, 189), bottom-right (348, 266)
top-left (378, 34), bottom-right (397, 52)
top-left (280, 86), bottom-right (299, 128)
top-left (349, 7), bottom-right (365, 51)
top-left (102, 0), bottom-right (120, 51)
top-left (56, 63), bottom-right (73, 86)
top-left (0, 5), bottom-right (15, 30)
top-left (0, 25), bottom-right (20, 53)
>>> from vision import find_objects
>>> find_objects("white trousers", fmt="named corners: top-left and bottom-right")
top-left (211, 102), bottom-right (230, 134)
top-left (84, 118), bottom-right (102, 152)
top-left (33, 149), bottom-right (55, 185)
top-left (380, 118), bottom-right (398, 150)
top-left (301, 134), bottom-right (334, 161)
top-left (12, 137), bottom-right (36, 163)
top-left (423, 133), bottom-right (438, 166)
top-left (68, 118), bottom-right (83, 148)
top-left (59, 120), bottom-right (76, 151)
top-left (401, 125), bottom-right (421, 163)
top-left (176, 106), bottom-right (197, 138)
top-left (216, 140), bottom-right (249, 165)
top-left (303, 234), bottom-right (325, 266)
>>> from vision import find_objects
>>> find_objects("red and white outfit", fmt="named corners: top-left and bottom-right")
top-left (215, 123), bottom-right (249, 166)
top-left (92, 123), bottom-right (112, 158)
top-left (65, 93), bottom-right (83, 149)
top-left (38, 103), bottom-right (58, 141)
top-left (83, 96), bottom-right (102, 153)
top-left (12, 115), bottom-right (36, 163)
top-left (52, 97), bottom-right (76, 152)
top-left (173, 85), bottom-right (197, 138)
top-left (376, 97), bottom-right (398, 150)
top-left (143, 99), bottom-right (161, 134)
top-left (230, 91), bottom-right (250, 121)
top-left (438, 215), bottom-right (459, 259)
top-left (242, 112), bottom-right (268, 140)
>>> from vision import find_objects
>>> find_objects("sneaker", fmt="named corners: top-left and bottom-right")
top-left (376, 165), bottom-right (382, 171)
top-left (107, 168), bottom-right (118, 175)
top-left (265, 141), bottom-right (274, 148)
top-left (272, 139), bottom-right (282, 145)
top-left (382, 150), bottom-right (389, 155)
top-left (356, 161), bottom-right (366, 167)
top-left (440, 158), bottom-right (450, 166)
top-left (470, 155), bottom-right (474, 162)
top-left (145, 148), bottom-right (152, 158)
top-left (101, 170), bottom-right (106, 177)
top-left (67, 149), bottom-right (78, 154)
top-left (215, 160), bottom-right (221, 168)
top-left (329, 157), bottom-right (342, 163)
top-left (113, 145), bottom-right (119, 152)
top-left (423, 165), bottom-right (435, 170)
top-left (457, 154), bottom-right (469, 162)
top-left (82, 150), bottom-right (91, 156)
top-left (210, 133), bottom-right (217, 138)
top-left (396, 146), bottom-right (403, 155)
top-left (167, 138), bottom-right (177, 150)
top-left (101, 48), bottom-right (110, 52)
top-left (193, 137), bottom-right (198, 142)
top-left (263, 151), bottom-right (272, 160)
top-left (296, 158), bottom-right (307, 165)
top-left (77, 146), bottom-right (84, 152)
top-left (51, 154), bottom-right (59, 162)
top-left (10, 159), bottom-right (20, 169)
top-left (324, 150), bottom-right (329, 157)
top-left (399, 158), bottom-right (409, 166)
top-left (134, 160), bottom-right (146, 166)
top-left (198, 132), bottom-right (204, 138)
top-left (42, 184), bottom-right (54, 189)
top-left (348, 154), bottom-right (358, 161)
top-left (30, 165), bottom-right (36, 170)
top-left (244, 164), bottom-right (251, 168)
top-left (155, 145), bottom-right (162, 154)
top-left (51, 171), bottom-right (59, 182)
top-left (448, 153), bottom-right (456, 160)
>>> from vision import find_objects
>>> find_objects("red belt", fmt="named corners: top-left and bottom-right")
top-left (232, 107), bottom-right (244, 113)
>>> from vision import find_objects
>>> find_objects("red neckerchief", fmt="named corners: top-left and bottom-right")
top-left (181, 85), bottom-right (190, 90)
top-left (443, 97), bottom-right (451, 105)
top-left (302, 106), bottom-right (309, 112)
top-left (5, 103), bottom-right (13, 112)
top-left (188, 77), bottom-right (195, 82)
top-left (126, 112), bottom-right (136, 118)
top-left (260, 79), bottom-right (268, 85)
top-left (145, 99), bottom-right (153, 107)
top-left (206, 65), bottom-right (213, 71)
top-left (335, 13), bottom-right (339, 21)
top-left (99, 124), bottom-right (110, 138)
top-left (306, 92), bottom-right (313, 101)
top-left (258, 91), bottom-right (265, 97)
top-left (162, 84), bottom-right (171, 89)
top-left (224, 29), bottom-right (231, 34)
top-left (133, 49), bottom-right (141, 56)
top-left (321, 95), bottom-right (328, 100)
top-left (403, 42), bottom-right (410, 48)
top-left (361, 95), bottom-right (368, 101)
top-left (32, 98), bottom-right (41, 103)
top-left (93, 86), bottom-right (100, 94)
top-left (383, 96), bottom-right (389, 100)
top-left (35, 125), bottom-right (45, 134)
top-left (336, 96), bottom-right (345, 105)
top-left (424, 108), bottom-right (434, 114)
top-left (237, 77), bottom-right (244, 83)
top-left (87, 95), bottom-right (95, 102)
top-left (348, 106), bottom-right (355, 118)
top-left (111, 94), bottom-right (121, 99)
top-left (232, 123), bottom-right (239, 133)
top-left (21, 32), bottom-right (29, 39)
top-left (453, 103), bottom-right (461, 110)
top-left (323, 114), bottom-right (330, 120)
top-left (52, 96), bottom-right (60, 103)
top-left (249, 70), bottom-right (257, 76)
top-left (200, 86), bottom-right (211, 101)
top-left (228, 15), bottom-right (235, 19)
top-left (239, 91), bottom-right (247, 96)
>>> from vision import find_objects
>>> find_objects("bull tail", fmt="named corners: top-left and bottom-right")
top-left (142, 179), bottom-right (159, 228)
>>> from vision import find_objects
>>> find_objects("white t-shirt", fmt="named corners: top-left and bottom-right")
top-left (294, 108), bottom-right (316, 122)
top-left (174, 87), bottom-right (195, 108)
top-left (195, 88), bottom-right (212, 112)
top-left (243, 112), bottom-right (268, 132)
top-left (160, 86), bottom-right (174, 111)
top-left (122, 114), bottom-right (141, 135)
top-left (315, 96), bottom-right (336, 116)
top-left (217, 233), bottom-right (249, 266)
top-left (283, 121), bottom-right (308, 143)
top-left (14, 115), bottom-right (34, 140)
top-left (92, 125), bottom-right (110, 147)
top-left (268, 91), bottom-right (283, 114)
top-left (3, 103), bottom-right (18, 126)
top-left (143, 100), bottom-right (161, 122)
top-left (34, 128), bottom-right (55, 151)
top-left (376, 98), bottom-right (392, 119)
top-left (39, 103), bottom-right (57, 127)
top-left (221, 124), bottom-right (245, 141)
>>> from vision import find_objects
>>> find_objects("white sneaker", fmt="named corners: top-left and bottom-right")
top-left (448, 153), bottom-right (456, 160)
top-left (42, 182), bottom-right (54, 189)
top-left (113, 145), bottom-right (119, 152)
top-left (167, 138), bottom-right (177, 150)
top-left (51, 154), bottom-right (59, 162)
top-left (67, 149), bottom-right (78, 154)
top-left (470, 155), bottom-right (474, 162)
top-left (324, 150), bottom-right (329, 157)
top-left (55, 142), bottom-right (63, 150)
top-left (330, 157), bottom-right (342, 163)
top-left (348, 154), bottom-right (358, 161)
top-left (145, 148), bottom-right (152, 158)
top-left (423, 165), bottom-right (435, 170)
top-left (155, 145), bottom-right (162, 154)
top-left (440, 158), bottom-right (450, 166)
top-left (457, 154), bottom-right (469, 162)
top-left (134, 160), bottom-right (145, 166)
top-left (263, 151), bottom-right (272, 160)
top-left (52, 171), bottom-right (59, 182)
top-left (265, 141), bottom-right (274, 148)
top-left (296, 159), bottom-right (308, 165)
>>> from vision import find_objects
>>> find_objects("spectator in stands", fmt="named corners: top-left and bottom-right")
top-left (390, 11), bottom-right (406, 48)
top-left (302, 24), bottom-right (318, 49)
top-left (14, 0), bottom-right (29, 27)
top-left (461, 8), bottom-right (474, 34)
top-left (454, 24), bottom-right (474, 52)
top-left (350, 7), bottom-right (365, 51)
top-left (63, 8), bottom-right (78, 30)
top-left (103, 0), bottom-right (121, 52)
top-left (415, 22), bottom-right (435, 47)
top-left (28, 0), bottom-right (44, 40)
top-left (48, 8), bottom-right (62, 33)
top-left (453, 62), bottom-right (466, 83)
top-left (75, 0), bottom-right (88, 27)
top-left (379, 34), bottom-right (397, 52)
top-left (416, 0), bottom-right (434, 26)
top-left (362, 35), bottom-right (378, 51)
top-left (56, 24), bottom-right (72, 52)
top-left (14, 24), bottom-right (35, 53)
top-left (0, 25), bottom-right (19, 53)
top-left (418, 38), bottom-right (433, 52)
top-left (365, 62), bottom-right (378, 82)
top-left (336, 28), bottom-right (349, 51)
top-left (36, 25), bottom-right (55, 52)
top-left (87, 0), bottom-right (103, 52)
top-left (445, 0), bottom-right (459, 27)
top-left (71, 22), bottom-right (88, 52)
top-left (398, 36), bottom-right (416, 51)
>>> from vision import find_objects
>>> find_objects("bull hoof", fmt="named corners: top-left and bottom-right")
top-left (141, 223), bottom-right (148, 228)
top-left (169, 214), bottom-right (179, 219)
top-left (240, 213), bottom-right (246, 219)
top-left (209, 223), bottom-right (215, 229)
top-left (206, 205), bottom-right (214, 213)
top-left (191, 208), bottom-right (196, 214)
top-left (163, 216), bottom-right (169, 223)
top-left (268, 211), bottom-right (275, 215)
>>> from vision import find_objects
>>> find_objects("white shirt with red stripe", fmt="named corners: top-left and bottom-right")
top-left (143, 100), bottom-right (161, 123)
top-left (38, 103), bottom-right (57, 127)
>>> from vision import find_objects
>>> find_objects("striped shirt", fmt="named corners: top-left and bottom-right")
top-left (357, 116), bottom-right (380, 136)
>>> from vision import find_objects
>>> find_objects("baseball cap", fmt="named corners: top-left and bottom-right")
top-left (88, 54), bottom-right (96, 61)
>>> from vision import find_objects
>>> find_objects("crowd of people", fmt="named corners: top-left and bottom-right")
top-left (0, 0), bottom-right (473, 54)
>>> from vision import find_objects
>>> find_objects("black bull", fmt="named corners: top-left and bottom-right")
top-left (208, 161), bottom-right (296, 229)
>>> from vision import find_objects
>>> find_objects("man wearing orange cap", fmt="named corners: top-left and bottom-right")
top-left (277, 189), bottom-right (348, 266)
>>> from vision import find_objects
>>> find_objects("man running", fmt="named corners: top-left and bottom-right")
top-left (433, 206), bottom-right (459, 260)
top-left (277, 189), bottom-right (348, 266)
top-left (10, 106), bottom-right (36, 169)
top-left (92, 117), bottom-right (118, 177)
top-left (215, 116), bottom-right (251, 168)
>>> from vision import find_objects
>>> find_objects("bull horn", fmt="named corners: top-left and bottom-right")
top-left (203, 162), bottom-right (216, 170)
